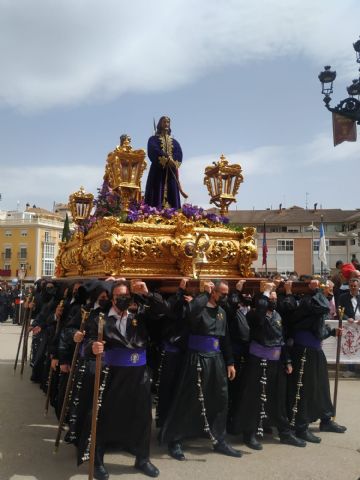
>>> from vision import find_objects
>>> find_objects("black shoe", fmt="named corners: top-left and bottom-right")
top-left (168, 441), bottom-right (185, 461)
top-left (63, 430), bottom-right (73, 444)
top-left (135, 459), bottom-right (160, 478)
top-left (279, 433), bottom-right (306, 447)
top-left (214, 441), bottom-right (242, 457)
top-left (296, 430), bottom-right (321, 443)
top-left (243, 433), bottom-right (263, 450)
top-left (320, 420), bottom-right (347, 433)
top-left (94, 464), bottom-right (109, 480)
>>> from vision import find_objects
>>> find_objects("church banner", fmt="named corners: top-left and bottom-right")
top-left (332, 113), bottom-right (357, 146)
top-left (322, 320), bottom-right (360, 364)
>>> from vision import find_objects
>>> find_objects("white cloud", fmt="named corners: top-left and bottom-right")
top-left (1, 0), bottom-right (359, 110)
top-left (0, 165), bottom-right (103, 211)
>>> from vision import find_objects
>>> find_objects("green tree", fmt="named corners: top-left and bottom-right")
top-left (61, 213), bottom-right (71, 242)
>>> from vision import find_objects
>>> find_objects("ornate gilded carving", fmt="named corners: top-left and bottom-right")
top-left (104, 137), bottom-right (147, 210)
top-left (57, 141), bottom-right (256, 280)
top-left (204, 154), bottom-right (244, 216)
top-left (56, 214), bottom-right (257, 279)
top-left (69, 187), bottom-right (94, 225)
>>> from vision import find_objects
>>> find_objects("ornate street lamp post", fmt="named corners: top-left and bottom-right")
top-left (318, 36), bottom-right (360, 124)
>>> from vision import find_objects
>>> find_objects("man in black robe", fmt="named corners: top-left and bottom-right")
top-left (224, 280), bottom-right (252, 434)
top-left (231, 282), bottom-right (305, 450)
top-left (160, 280), bottom-right (241, 461)
top-left (286, 279), bottom-right (346, 443)
top-left (79, 280), bottom-right (164, 479)
top-left (154, 278), bottom-right (191, 429)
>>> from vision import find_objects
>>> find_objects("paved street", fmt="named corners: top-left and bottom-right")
top-left (0, 321), bottom-right (360, 480)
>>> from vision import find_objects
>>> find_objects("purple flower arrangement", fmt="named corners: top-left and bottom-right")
top-left (93, 181), bottom-right (122, 218)
top-left (126, 201), bottom-right (229, 225)
top-left (76, 190), bottom-right (230, 235)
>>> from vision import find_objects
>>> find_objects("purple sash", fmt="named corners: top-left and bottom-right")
top-left (104, 348), bottom-right (146, 367)
top-left (163, 341), bottom-right (181, 353)
top-left (79, 343), bottom-right (85, 359)
top-left (188, 335), bottom-right (220, 352)
top-left (294, 330), bottom-right (321, 350)
top-left (249, 341), bottom-right (281, 361)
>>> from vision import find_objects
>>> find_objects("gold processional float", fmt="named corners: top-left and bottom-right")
top-left (55, 136), bottom-right (258, 288)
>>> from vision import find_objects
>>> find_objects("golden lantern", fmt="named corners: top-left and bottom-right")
top-left (204, 154), bottom-right (244, 216)
top-left (69, 186), bottom-right (94, 225)
top-left (104, 135), bottom-right (147, 211)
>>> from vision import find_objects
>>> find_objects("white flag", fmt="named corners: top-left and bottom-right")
top-left (318, 223), bottom-right (327, 265)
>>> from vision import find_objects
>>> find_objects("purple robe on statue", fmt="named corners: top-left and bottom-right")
top-left (144, 134), bottom-right (183, 209)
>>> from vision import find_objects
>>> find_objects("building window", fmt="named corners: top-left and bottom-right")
top-left (4, 247), bottom-right (11, 259)
top-left (42, 260), bottom-right (54, 276)
top-left (313, 239), bottom-right (329, 252)
top-left (43, 243), bottom-right (55, 257)
top-left (5, 230), bottom-right (12, 237)
top-left (329, 240), bottom-right (346, 247)
top-left (19, 247), bottom-right (27, 259)
top-left (287, 226), bottom-right (300, 233)
top-left (4, 264), bottom-right (11, 271)
top-left (42, 242), bottom-right (55, 276)
top-left (44, 231), bottom-right (51, 243)
top-left (21, 230), bottom-right (28, 237)
top-left (277, 240), bottom-right (294, 251)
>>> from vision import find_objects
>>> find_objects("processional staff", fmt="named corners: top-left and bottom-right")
top-left (333, 306), bottom-right (345, 419)
top-left (13, 301), bottom-right (27, 374)
top-left (88, 312), bottom-right (105, 480)
top-left (44, 299), bottom-right (64, 416)
top-left (54, 307), bottom-right (90, 452)
top-left (20, 295), bottom-right (35, 376)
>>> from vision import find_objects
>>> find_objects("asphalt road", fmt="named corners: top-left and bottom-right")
top-left (0, 322), bottom-right (360, 480)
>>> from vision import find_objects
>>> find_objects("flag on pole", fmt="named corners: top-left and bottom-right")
top-left (262, 222), bottom-right (268, 266)
top-left (318, 222), bottom-right (327, 266)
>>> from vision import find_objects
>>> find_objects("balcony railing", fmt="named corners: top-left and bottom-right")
top-left (0, 217), bottom-right (63, 227)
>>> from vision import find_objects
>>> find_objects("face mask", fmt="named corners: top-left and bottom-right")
top-left (267, 301), bottom-right (277, 311)
top-left (115, 296), bottom-right (131, 311)
top-left (46, 287), bottom-right (56, 296)
top-left (241, 297), bottom-right (252, 307)
top-left (98, 298), bottom-right (110, 310)
top-left (128, 303), bottom-right (138, 313)
top-left (218, 295), bottom-right (228, 307)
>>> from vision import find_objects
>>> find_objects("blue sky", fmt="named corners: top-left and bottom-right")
top-left (1, 0), bottom-right (360, 212)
